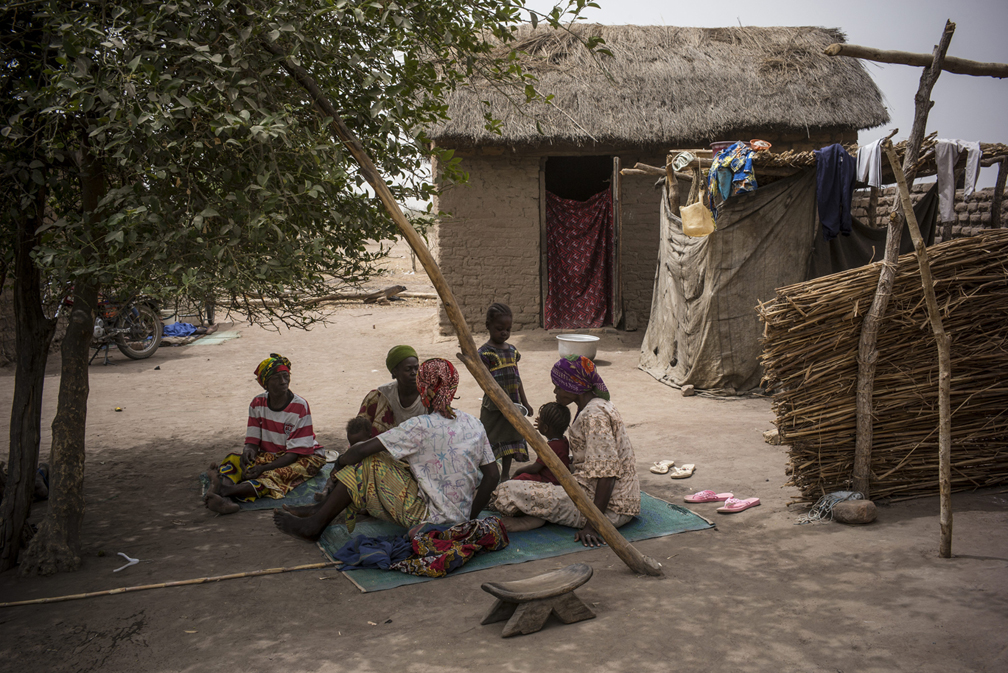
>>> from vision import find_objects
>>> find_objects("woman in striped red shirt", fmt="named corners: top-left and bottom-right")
top-left (204, 354), bottom-right (326, 514)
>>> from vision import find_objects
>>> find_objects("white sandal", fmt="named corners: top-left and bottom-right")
top-left (649, 460), bottom-right (676, 474)
top-left (669, 464), bottom-right (695, 479)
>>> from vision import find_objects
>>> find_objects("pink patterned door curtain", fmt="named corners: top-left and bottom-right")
top-left (544, 189), bottom-right (613, 329)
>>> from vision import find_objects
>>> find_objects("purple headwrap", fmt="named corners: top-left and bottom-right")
top-left (551, 355), bottom-right (610, 401)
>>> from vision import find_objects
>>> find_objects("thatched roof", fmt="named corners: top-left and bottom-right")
top-left (429, 25), bottom-right (890, 148)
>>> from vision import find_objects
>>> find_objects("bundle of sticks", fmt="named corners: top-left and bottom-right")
top-left (758, 229), bottom-right (1008, 502)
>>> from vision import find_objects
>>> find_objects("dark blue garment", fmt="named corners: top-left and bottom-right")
top-left (334, 534), bottom-right (412, 570)
top-left (163, 322), bottom-right (198, 337)
top-left (814, 144), bottom-right (856, 241)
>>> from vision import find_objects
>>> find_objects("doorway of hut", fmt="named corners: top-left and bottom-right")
top-left (541, 154), bottom-right (622, 330)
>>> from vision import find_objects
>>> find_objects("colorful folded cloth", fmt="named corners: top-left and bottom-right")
top-left (390, 517), bottom-right (509, 578)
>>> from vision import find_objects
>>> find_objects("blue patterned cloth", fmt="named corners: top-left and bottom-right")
top-left (707, 141), bottom-right (758, 220)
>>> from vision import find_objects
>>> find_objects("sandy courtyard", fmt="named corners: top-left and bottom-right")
top-left (0, 244), bottom-right (1005, 673)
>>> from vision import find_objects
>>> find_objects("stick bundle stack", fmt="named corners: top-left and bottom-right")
top-left (758, 230), bottom-right (1008, 502)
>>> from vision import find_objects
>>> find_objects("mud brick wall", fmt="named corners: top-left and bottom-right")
top-left (434, 153), bottom-right (542, 334)
top-left (432, 130), bottom-right (848, 335)
top-left (615, 153), bottom-right (664, 330)
top-left (433, 151), bottom-right (666, 334)
top-left (851, 185), bottom-right (1007, 242)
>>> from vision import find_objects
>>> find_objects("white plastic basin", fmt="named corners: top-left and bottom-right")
top-left (556, 334), bottom-right (600, 361)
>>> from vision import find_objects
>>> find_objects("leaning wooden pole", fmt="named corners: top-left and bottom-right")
top-left (850, 21), bottom-right (955, 497)
top-left (883, 140), bottom-right (954, 558)
top-left (261, 38), bottom-right (663, 577)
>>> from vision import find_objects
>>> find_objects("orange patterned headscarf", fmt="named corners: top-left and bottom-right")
top-left (416, 358), bottom-right (458, 418)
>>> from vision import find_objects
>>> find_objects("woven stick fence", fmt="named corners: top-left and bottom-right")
top-left (758, 230), bottom-right (1008, 502)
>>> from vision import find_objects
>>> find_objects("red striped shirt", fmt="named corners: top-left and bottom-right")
top-left (245, 392), bottom-right (323, 455)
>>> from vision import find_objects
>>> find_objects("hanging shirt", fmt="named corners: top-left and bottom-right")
top-left (856, 138), bottom-right (883, 189)
top-left (936, 139), bottom-right (982, 222)
top-left (815, 144), bottom-right (857, 241)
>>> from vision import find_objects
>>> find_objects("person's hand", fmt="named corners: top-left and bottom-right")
top-left (525, 403), bottom-right (534, 417)
top-left (245, 464), bottom-right (265, 479)
top-left (240, 445), bottom-right (258, 472)
top-left (575, 524), bottom-right (606, 547)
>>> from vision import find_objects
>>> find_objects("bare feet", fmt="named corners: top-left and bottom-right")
top-left (273, 509), bottom-right (323, 541)
top-left (498, 515), bottom-right (546, 532)
top-left (282, 502), bottom-right (322, 517)
top-left (203, 462), bottom-right (222, 502)
top-left (205, 492), bottom-right (240, 515)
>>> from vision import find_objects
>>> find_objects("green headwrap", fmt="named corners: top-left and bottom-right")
top-left (386, 345), bottom-right (418, 375)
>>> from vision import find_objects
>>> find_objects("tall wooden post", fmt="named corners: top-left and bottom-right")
top-left (851, 21), bottom-right (955, 497)
top-left (884, 141), bottom-right (953, 558)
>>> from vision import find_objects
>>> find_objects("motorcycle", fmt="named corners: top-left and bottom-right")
top-left (58, 291), bottom-right (164, 363)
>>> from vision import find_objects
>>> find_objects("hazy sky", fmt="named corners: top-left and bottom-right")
top-left (526, 0), bottom-right (1008, 187)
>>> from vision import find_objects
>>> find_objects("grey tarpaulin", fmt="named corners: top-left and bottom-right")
top-left (806, 182), bottom-right (938, 279)
top-left (639, 170), bottom-right (817, 392)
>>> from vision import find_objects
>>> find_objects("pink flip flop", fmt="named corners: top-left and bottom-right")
top-left (683, 490), bottom-right (733, 503)
top-left (716, 497), bottom-right (760, 513)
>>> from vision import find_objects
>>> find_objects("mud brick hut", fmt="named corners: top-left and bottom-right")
top-left (427, 24), bottom-right (889, 334)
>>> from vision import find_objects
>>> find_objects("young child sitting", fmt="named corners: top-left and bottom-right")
top-left (478, 302), bottom-right (533, 482)
top-left (345, 415), bottom-right (373, 448)
top-left (512, 402), bottom-right (571, 485)
top-left (314, 415), bottom-right (374, 502)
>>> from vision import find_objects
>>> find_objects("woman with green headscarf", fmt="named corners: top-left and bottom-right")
top-left (357, 345), bottom-right (426, 437)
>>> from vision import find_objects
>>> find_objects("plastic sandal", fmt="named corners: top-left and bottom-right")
top-left (716, 497), bottom-right (761, 513)
top-left (669, 464), bottom-right (695, 479)
top-left (649, 460), bottom-right (676, 474)
top-left (683, 490), bottom-right (733, 503)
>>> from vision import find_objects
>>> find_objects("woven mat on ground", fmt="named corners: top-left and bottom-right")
top-left (316, 493), bottom-right (713, 592)
top-left (198, 463), bottom-right (333, 510)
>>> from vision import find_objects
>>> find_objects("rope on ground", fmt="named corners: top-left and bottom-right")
top-left (795, 491), bottom-right (864, 525)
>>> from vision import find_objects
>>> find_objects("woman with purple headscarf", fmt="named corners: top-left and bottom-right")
top-left (491, 355), bottom-right (640, 547)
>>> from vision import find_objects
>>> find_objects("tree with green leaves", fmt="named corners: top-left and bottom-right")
top-left (1, 0), bottom-right (600, 574)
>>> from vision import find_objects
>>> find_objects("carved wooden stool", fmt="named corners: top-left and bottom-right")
top-left (480, 563), bottom-right (595, 637)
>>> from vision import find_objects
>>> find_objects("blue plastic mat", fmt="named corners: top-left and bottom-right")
top-left (316, 493), bottom-right (713, 592)
top-left (189, 330), bottom-right (241, 346)
top-left (198, 463), bottom-right (333, 510)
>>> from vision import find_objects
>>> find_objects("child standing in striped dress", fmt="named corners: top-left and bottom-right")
top-left (479, 303), bottom-right (533, 482)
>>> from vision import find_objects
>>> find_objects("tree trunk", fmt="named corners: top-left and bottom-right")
top-left (19, 281), bottom-right (95, 575)
top-left (851, 21), bottom-right (955, 497)
top-left (0, 183), bottom-right (57, 571)
top-left (19, 143), bottom-right (104, 576)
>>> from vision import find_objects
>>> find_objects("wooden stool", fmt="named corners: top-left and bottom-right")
top-left (480, 563), bottom-right (595, 637)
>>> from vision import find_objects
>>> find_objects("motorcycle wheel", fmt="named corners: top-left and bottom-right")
top-left (115, 303), bottom-right (163, 360)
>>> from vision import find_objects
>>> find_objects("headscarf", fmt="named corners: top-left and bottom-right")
top-left (551, 355), bottom-right (610, 401)
top-left (386, 345), bottom-right (418, 375)
top-left (254, 353), bottom-right (291, 389)
top-left (416, 358), bottom-right (459, 418)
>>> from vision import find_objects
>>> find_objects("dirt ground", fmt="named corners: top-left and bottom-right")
top-left (0, 240), bottom-right (1005, 673)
